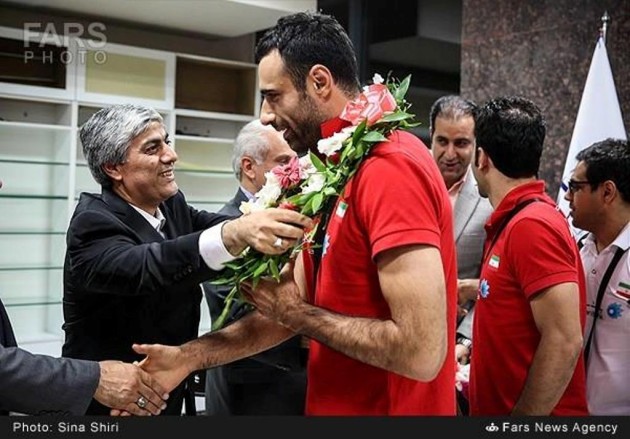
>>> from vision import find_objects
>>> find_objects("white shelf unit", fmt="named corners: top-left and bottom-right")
top-left (0, 27), bottom-right (259, 347)
top-left (173, 109), bottom-right (253, 212)
top-left (0, 95), bottom-right (75, 341)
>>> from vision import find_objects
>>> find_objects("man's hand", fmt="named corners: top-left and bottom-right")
top-left (240, 261), bottom-right (304, 325)
top-left (455, 343), bottom-right (471, 365)
top-left (457, 278), bottom-right (479, 304)
top-left (132, 343), bottom-right (192, 395)
top-left (94, 361), bottom-right (168, 416)
top-left (222, 208), bottom-right (313, 256)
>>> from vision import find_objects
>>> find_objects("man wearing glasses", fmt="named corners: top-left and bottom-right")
top-left (564, 138), bottom-right (630, 415)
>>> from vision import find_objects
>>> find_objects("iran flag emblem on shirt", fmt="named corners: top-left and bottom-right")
top-left (335, 201), bottom-right (348, 218)
top-left (614, 281), bottom-right (630, 301)
top-left (489, 255), bottom-right (500, 269)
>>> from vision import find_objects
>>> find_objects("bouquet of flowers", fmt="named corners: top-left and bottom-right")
top-left (211, 73), bottom-right (418, 330)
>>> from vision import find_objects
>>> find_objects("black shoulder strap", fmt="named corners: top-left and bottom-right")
top-left (311, 195), bottom-right (339, 284)
top-left (483, 198), bottom-right (539, 264)
top-left (577, 233), bottom-right (589, 250)
top-left (584, 246), bottom-right (628, 364)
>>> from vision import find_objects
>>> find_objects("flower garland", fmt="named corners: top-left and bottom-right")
top-left (211, 73), bottom-right (418, 330)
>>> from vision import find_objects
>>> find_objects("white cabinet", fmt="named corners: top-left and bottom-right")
top-left (75, 42), bottom-right (175, 110)
top-left (0, 29), bottom-right (258, 344)
top-left (0, 25), bottom-right (75, 100)
top-left (173, 109), bottom-right (249, 212)
top-left (173, 55), bottom-right (258, 212)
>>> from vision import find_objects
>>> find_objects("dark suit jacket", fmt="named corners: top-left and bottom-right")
top-left (1, 298), bottom-right (99, 416)
top-left (62, 188), bottom-right (229, 415)
top-left (203, 188), bottom-right (306, 415)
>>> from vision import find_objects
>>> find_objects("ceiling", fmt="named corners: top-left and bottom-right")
top-left (5, 0), bottom-right (317, 37)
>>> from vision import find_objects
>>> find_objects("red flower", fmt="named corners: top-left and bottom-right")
top-left (340, 83), bottom-right (397, 127)
top-left (271, 156), bottom-right (302, 189)
top-left (278, 201), bottom-right (298, 211)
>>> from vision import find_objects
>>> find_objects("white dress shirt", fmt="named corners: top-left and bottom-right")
top-left (581, 221), bottom-right (630, 415)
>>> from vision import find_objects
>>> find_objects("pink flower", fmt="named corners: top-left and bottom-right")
top-left (340, 83), bottom-right (397, 127)
top-left (271, 156), bottom-right (302, 189)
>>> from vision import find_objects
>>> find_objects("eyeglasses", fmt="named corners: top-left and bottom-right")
top-left (567, 179), bottom-right (591, 193)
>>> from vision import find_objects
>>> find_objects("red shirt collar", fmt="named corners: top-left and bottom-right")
top-left (320, 117), bottom-right (351, 139)
top-left (486, 180), bottom-right (550, 231)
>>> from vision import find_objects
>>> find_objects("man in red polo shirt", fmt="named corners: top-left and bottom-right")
top-left (133, 11), bottom-right (458, 416)
top-left (468, 96), bottom-right (588, 415)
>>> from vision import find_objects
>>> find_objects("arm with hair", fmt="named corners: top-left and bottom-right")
top-left (243, 244), bottom-right (448, 381)
top-left (512, 282), bottom-right (583, 415)
top-left (133, 257), bottom-right (306, 392)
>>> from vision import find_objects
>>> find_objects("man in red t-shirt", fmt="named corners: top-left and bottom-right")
top-left (468, 96), bottom-right (588, 415)
top-left (133, 11), bottom-right (458, 415)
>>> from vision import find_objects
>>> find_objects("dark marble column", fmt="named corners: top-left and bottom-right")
top-left (461, 0), bottom-right (630, 197)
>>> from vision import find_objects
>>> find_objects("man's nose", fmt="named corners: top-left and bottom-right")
top-left (563, 188), bottom-right (573, 202)
top-left (162, 143), bottom-right (178, 163)
top-left (259, 100), bottom-right (275, 126)
top-left (444, 144), bottom-right (457, 159)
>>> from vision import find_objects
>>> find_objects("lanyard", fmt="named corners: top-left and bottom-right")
top-left (584, 246), bottom-right (628, 365)
top-left (311, 195), bottom-right (339, 284)
top-left (482, 198), bottom-right (539, 266)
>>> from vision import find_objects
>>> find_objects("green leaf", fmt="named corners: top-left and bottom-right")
top-left (211, 285), bottom-right (238, 331)
top-left (340, 143), bottom-right (355, 162)
top-left (287, 192), bottom-right (313, 206)
top-left (309, 151), bottom-right (326, 172)
top-left (269, 257), bottom-right (280, 281)
top-left (402, 121), bottom-right (422, 129)
top-left (210, 276), bottom-right (236, 286)
top-left (301, 197), bottom-right (314, 216)
top-left (252, 260), bottom-right (269, 277)
top-left (362, 131), bottom-right (388, 143)
top-left (394, 75), bottom-right (411, 101)
top-left (352, 120), bottom-right (367, 143)
top-left (380, 111), bottom-right (415, 123)
top-left (311, 191), bottom-right (324, 213)
top-left (323, 186), bottom-right (337, 196)
top-left (354, 141), bottom-right (366, 157)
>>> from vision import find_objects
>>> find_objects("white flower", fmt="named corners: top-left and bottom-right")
top-left (298, 154), bottom-right (317, 179)
top-left (239, 200), bottom-right (265, 215)
top-left (455, 363), bottom-right (470, 392)
top-left (317, 130), bottom-right (352, 157)
top-left (372, 73), bottom-right (384, 84)
top-left (342, 125), bottom-right (357, 135)
top-left (301, 172), bottom-right (326, 194)
top-left (254, 172), bottom-right (282, 207)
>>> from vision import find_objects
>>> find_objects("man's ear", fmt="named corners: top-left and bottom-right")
top-left (240, 156), bottom-right (256, 180)
top-left (475, 148), bottom-right (491, 170)
top-left (308, 64), bottom-right (333, 96)
top-left (601, 180), bottom-right (618, 205)
top-left (103, 163), bottom-right (122, 182)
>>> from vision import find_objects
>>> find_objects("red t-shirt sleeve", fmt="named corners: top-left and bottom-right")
top-left (353, 143), bottom-right (446, 260)
top-left (506, 211), bottom-right (579, 298)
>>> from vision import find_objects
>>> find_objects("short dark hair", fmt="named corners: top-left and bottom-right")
top-left (474, 96), bottom-right (546, 178)
top-left (576, 138), bottom-right (630, 203)
top-left (429, 95), bottom-right (477, 137)
top-left (254, 11), bottom-right (360, 96)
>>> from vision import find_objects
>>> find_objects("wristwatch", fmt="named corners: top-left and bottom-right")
top-left (456, 336), bottom-right (473, 350)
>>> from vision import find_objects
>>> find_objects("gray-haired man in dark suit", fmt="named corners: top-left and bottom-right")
top-left (203, 119), bottom-right (308, 415)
